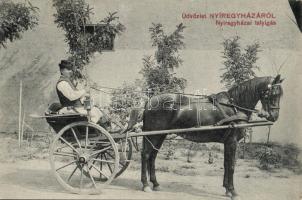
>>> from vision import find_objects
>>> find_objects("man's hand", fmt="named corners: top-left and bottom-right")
top-left (79, 90), bottom-right (89, 104)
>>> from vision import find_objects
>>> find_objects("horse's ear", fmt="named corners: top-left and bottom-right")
top-left (279, 78), bottom-right (285, 83)
top-left (272, 74), bottom-right (281, 84)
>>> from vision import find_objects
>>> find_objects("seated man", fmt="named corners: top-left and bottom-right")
top-left (56, 60), bottom-right (105, 124)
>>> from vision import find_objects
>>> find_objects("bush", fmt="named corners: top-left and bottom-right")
top-left (258, 147), bottom-right (282, 170)
top-left (238, 142), bottom-right (302, 172)
top-left (181, 142), bottom-right (197, 163)
top-left (210, 144), bottom-right (222, 152)
top-left (162, 140), bottom-right (176, 160)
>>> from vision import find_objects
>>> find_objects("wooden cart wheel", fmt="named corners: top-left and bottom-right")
top-left (49, 121), bottom-right (119, 194)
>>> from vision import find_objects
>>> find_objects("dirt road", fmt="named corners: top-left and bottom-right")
top-left (0, 159), bottom-right (301, 199)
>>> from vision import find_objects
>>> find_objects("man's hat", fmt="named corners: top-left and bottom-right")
top-left (59, 60), bottom-right (73, 70)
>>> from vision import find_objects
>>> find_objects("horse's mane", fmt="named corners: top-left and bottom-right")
top-left (227, 77), bottom-right (273, 109)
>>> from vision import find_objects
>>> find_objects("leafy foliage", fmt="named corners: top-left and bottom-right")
top-left (53, 0), bottom-right (125, 75)
top-left (185, 143), bottom-right (198, 163)
top-left (110, 23), bottom-right (187, 122)
top-left (163, 140), bottom-right (176, 160)
top-left (237, 142), bottom-right (302, 172)
top-left (140, 23), bottom-right (187, 96)
top-left (220, 36), bottom-right (260, 88)
top-left (258, 147), bottom-right (282, 170)
top-left (0, 0), bottom-right (39, 48)
top-left (110, 80), bottom-right (146, 124)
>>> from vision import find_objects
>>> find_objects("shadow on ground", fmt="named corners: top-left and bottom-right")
top-left (0, 168), bottom-right (228, 199)
top-left (112, 177), bottom-right (228, 199)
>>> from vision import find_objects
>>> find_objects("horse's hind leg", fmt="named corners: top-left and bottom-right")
top-left (149, 135), bottom-right (166, 191)
top-left (141, 137), bottom-right (153, 192)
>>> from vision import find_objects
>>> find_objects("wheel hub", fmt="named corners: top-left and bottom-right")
top-left (78, 156), bottom-right (86, 164)
top-left (78, 153), bottom-right (90, 164)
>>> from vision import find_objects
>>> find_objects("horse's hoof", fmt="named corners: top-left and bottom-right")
top-left (225, 191), bottom-right (232, 197)
top-left (153, 185), bottom-right (161, 191)
top-left (143, 186), bottom-right (153, 193)
top-left (231, 190), bottom-right (238, 197)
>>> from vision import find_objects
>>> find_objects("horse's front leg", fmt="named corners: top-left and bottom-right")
top-left (149, 135), bottom-right (166, 191)
top-left (224, 131), bottom-right (239, 198)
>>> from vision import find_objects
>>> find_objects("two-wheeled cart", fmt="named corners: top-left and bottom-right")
top-left (33, 103), bottom-right (273, 194)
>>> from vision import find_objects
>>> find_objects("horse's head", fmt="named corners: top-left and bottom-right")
top-left (259, 74), bottom-right (284, 122)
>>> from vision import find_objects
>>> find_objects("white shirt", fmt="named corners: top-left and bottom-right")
top-left (57, 81), bottom-right (86, 101)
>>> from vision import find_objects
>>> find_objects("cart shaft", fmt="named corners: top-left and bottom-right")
top-left (112, 121), bottom-right (273, 139)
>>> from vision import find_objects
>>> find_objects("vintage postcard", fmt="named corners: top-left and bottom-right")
top-left (0, 0), bottom-right (301, 199)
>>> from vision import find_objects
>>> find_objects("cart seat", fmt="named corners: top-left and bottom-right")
top-left (45, 102), bottom-right (88, 133)
top-left (46, 102), bottom-right (63, 114)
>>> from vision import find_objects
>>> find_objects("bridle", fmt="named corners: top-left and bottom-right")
top-left (260, 83), bottom-right (282, 112)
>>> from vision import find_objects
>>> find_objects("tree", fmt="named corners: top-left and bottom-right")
top-left (53, 0), bottom-right (125, 77)
top-left (109, 23), bottom-right (187, 125)
top-left (220, 36), bottom-right (260, 88)
top-left (140, 23), bottom-right (187, 95)
top-left (0, 0), bottom-right (39, 48)
top-left (110, 79), bottom-right (146, 124)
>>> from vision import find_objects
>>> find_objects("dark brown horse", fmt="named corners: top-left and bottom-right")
top-left (138, 75), bottom-right (284, 198)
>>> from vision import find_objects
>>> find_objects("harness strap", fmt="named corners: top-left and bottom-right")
top-left (219, 102), bottom-right (258, 113)
top-left (209, 95), bottom-right (229, 118)
top-left (209, 95), bottom-right (249, 127)
top-left (144, 136), bottom-right (160, 151)
top-left (196, 98), bottom-right (202, 127)
top-left (214, 100), bottom-right (229, 118)
top-left (215, 115), bottom-right (248, 126)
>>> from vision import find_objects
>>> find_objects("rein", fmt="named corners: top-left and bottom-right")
top-left (218, 102), bottom-right (259, 113)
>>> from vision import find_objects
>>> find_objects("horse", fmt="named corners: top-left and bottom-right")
top-left (135, 75), bottom-right (284, 198)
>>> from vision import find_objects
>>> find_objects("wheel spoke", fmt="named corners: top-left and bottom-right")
top-left (90, 146), bottom-right (112, 157)
top-left (91, 141), bottom-right (111, 145)
top-left (91, 163), bottom-right (109, 180)
top-left (56, 160), bottom-right (77, 171)
top-left (85, 126), bottom-right (89, 150)
top-left (88, 152), bottom-right (101, 170)
top-left (53, 151), bottom-right (77, 157)
top-left (71, 128), bottom-right (82, 150)
top-left (59, 136), bottom-right (80, 154)
top-left (103, 154), bottom-right (113, 173)
top-left (67, 165), bottom-right (78, 182)
top-left (100, 154), bottom-right (103, 180)
top-left (91, 158), bottom-right (115, 164)
top-left (80, 165), bottom-right (83, 189)
top-left (86, 164), bottom-right (97, 189)
top-left (106, 151), bottom-right (126, 168)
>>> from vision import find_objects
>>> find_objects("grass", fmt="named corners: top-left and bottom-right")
top-left (0, 133), bottom-right (50, 162)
